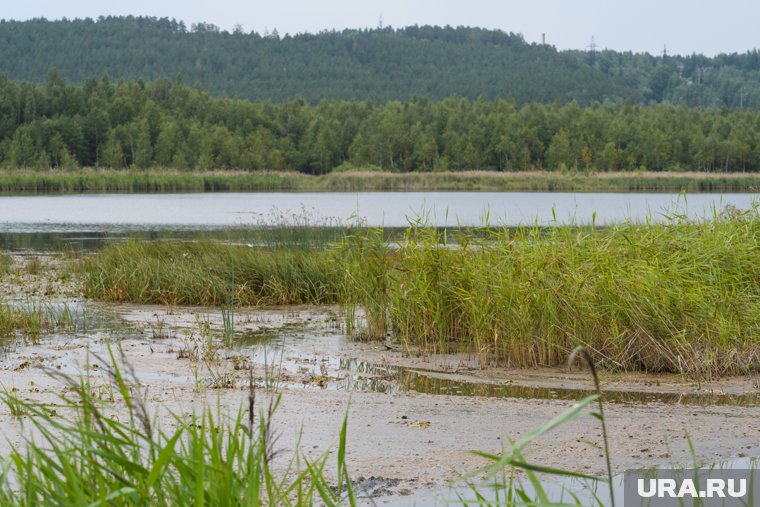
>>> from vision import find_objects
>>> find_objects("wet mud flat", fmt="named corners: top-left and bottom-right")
top-left (0, 254), bottom-right (758, 504)
top-left (1, 299), bottom-right (758, 504)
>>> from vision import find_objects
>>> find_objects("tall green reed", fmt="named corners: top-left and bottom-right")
top-left (80, 208), bottom-right (760, 376)
top-left (342, 211), bottom-right (760, 376)
top-left (338, 226), bottom-right (392, 338)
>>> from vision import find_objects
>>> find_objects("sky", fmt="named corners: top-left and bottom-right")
top-left (2, 0), bottom-right (757, 56)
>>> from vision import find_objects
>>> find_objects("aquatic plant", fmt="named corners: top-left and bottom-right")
top-left (338, 226), bottom-right (391, 338)
top-left (81, 209), bottom-right (760, 376)
top-left (0, 169), bottom-right (303, 193)
top-left (0, 252), bottom-right (10, 275)
top-left (24, 256), bottom-right (42, 275)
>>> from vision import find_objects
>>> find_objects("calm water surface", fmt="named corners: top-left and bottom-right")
top-left (0, 192), bottom-right (758, 232)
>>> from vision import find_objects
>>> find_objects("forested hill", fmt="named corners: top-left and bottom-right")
top-left (2, 16), bottom-right (759, 107)
top-left (0, 17), bottom-right (632, 104)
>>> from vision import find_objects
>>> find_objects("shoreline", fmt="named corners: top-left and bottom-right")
top-left (1, 169), bottom-right (760, 194)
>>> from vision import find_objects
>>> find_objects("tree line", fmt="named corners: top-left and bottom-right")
top-left (2, 16), bottom-right (760, 108)
top-left (2, 73), bottom-right (760, 173)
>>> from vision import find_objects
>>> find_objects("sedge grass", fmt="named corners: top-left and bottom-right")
top-left (81, 241), bottom-right (341, 307)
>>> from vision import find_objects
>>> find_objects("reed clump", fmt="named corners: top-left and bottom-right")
top-left (341, 212), bottom-right (760, 376)
top-left (0, 169), bottom-right (303, 193)
top-left (0, 302), bottom-right (74, 340)
top-left (0, 252), bottom-right (10, 274)
top-left (319, 169), bottom-right (760, 193)
top-left (81, 241), bottom-right (341, 306)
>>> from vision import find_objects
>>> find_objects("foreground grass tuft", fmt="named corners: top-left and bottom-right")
top-left (0, 347), bottom-right (356, 506)
top-left (1, 342), bottom-right (753, 505)
top-left (0, 344), bottom-right (617, 506)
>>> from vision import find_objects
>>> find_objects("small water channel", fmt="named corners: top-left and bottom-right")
top-left (232, 322), bottom-right (760, 407)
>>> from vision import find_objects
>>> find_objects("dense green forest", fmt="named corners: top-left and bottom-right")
top-left (1, 16), bottom-right (760, 107)
top-left (2, 73), bottom-right (760, 173)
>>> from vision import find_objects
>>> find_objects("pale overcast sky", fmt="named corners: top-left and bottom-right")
top-left (2, 0), bottom-right (757, 56)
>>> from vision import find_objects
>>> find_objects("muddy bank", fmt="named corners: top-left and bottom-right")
top-left (1, 304), bottom-right (758, 503)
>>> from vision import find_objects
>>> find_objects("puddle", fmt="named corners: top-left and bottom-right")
top-left (346, 364), bottom-right (760, 406)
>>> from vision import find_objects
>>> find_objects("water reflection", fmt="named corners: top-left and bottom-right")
top-left (235, 332), bottom-right (760, 406)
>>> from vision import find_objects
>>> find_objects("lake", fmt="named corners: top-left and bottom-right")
top-left (0, 191), bottom-right (758, 233)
